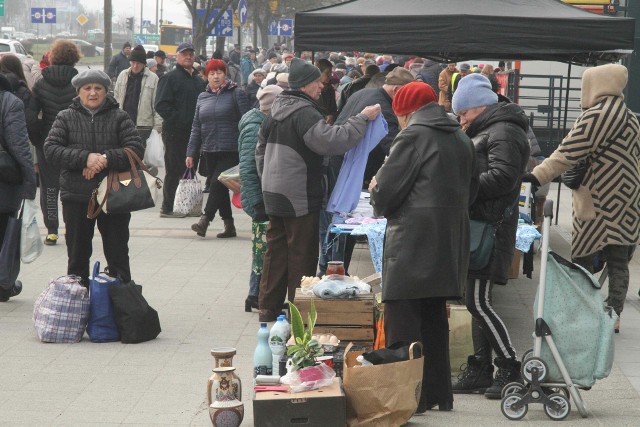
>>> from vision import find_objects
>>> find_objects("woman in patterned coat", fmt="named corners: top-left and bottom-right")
top-left (525, 64), bottom-right (640, 332)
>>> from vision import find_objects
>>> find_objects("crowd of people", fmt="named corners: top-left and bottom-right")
top-left (0, 39), bottom-right (638, 415)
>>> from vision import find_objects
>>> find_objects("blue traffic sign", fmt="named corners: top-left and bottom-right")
top-left (238, 0), bottom-right (248, 26)
top-left (31, 7), bottom-right (56, 24)
top-left (269, 18), bottom-right (293, 37)
top-left (196, 9), bottom-right (233, 37)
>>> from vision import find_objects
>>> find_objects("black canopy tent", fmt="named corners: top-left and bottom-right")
top-left (294, 0), bottom-right (635, 65)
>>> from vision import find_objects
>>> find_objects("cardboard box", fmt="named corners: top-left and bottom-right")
top-left (294, 289), bottom-right (374, 345)
top-left (253, 378), bottom-right (346, 427)
top-left (510, 250), bottom-right (522, 279)
top-left (519, 182), bottom-right (532, 217)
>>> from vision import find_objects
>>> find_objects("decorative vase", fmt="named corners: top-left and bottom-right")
top-left (208, 367), bottom-right (244, 427)
top-left (210, 348), bottom-right (242, 400)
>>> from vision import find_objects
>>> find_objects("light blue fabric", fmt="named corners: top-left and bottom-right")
top-left (515, 224), bottom-right (542, 252)
top-left (350, 219), bottom-right (387, 274)
top-left (327, 115), bottom-right (388, 214)
top-left (533, 251), bottom-right (617, 387)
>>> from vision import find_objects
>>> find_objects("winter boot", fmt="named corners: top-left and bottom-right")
top-left (217, 218), bottom-right (237, 238)
top-left (452, 355), bottom-right (494, 394)
top-left (485, 357), bottom-right (522, 399)
top-left (191, 215), bottom-right (210, 237)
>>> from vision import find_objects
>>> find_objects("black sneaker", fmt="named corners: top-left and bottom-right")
top-left (485, 357), bottom-right (522, 399)
top-left (452, 356), bottom-right (494, 394)
top-left (0, 280), bottom-right (22, 302)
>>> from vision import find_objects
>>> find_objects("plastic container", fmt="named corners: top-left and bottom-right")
top-left (254, 323), bottom-right (273, 377)
top-left (269, 315), bottom-right (291, 373)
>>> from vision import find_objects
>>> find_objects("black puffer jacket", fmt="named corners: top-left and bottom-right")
top-left (155, 65), bottom-right (206, 134)
top-left (466, 102), bottom-right (530, 284)
top-left (30, 65), bottom-right (78, 147)
top-left (2, 72), bottom-right (38, 140)
top-left (43, 95), bottom-right (144, 203)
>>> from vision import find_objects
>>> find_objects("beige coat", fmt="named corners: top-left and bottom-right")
top-left (114, 67), bottom-right (163, 129)
top-left (438, 67), bottom-right (456, 111)
top-left (532, 64), bottom-right (640, 257)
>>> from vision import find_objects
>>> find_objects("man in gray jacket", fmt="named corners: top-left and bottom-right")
top-left (255, 58), bottom-right (381, 321)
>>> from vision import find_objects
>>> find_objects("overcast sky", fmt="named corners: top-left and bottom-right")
top-left (80, 0), bottom-right (192, 26)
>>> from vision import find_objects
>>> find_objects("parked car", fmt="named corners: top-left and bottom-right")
top-left (69, 39), bottom-right (100, 57)
top-left (0, 39), bottom-right (27, 60)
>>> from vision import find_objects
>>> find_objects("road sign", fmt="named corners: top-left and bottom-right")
top-left (142, 20), bottom-right (151, 28)
top-left (0, 0), bottom-right (4, 17)
top-left (269, 18), bottom-right (293, 37)
top-left (196, 9), bottom-right (233, 37)
top-left (77, 14), bottom-right (88, 26)
top-left (238, 0), bottom-right (248, 26)
top-left (31, 7), bottom-right (57, 24)
top-left (133, 33), bottom-right (160, 44)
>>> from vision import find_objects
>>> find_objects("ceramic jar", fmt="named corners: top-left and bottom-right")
top-left (208, 367), bottom-right (244, 427)
top-left (210, 347), bottom-right (242, 400)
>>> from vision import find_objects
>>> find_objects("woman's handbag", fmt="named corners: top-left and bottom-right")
top-left (0, 210), bottom-right (21, 291)
top-left (33, 275), bottom-right (90, 343)
top-left (87, 147), bottom-right (162, 219)
top-left (561, 159), bottom-right (589, 190)
top-left (469, 220), bottom-right (497, 271)
top-left (87, 261), bottom-right (121, 343)
top-left (173, 168), bottom-right (203, 215)
top-left (0, 141), bottom-right (22, 185)
top-left (20, 199), bottom-right (44, 264)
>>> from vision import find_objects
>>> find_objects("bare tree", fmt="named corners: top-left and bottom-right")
top-left (182, 0), bottom-right (235, 56)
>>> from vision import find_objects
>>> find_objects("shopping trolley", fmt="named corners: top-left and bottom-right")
top-left (500, 200), bottom-right (617, 421)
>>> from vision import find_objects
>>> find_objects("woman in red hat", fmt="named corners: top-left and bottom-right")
top-left (369, 81), bottom-right (477, 413)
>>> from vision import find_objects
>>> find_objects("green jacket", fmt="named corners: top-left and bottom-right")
top-left (238, 108), bottom-right (266, 219)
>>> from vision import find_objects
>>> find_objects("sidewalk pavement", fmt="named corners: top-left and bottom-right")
top-left (1, 178), bottom-right (639, 426)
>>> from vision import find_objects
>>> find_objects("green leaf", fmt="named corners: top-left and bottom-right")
top-left (308, 298), bottom-right (317, 332)
top-left (289, 302), bottom-right (305, 342)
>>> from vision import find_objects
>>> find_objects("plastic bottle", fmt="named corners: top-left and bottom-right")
top-left (269, 315), bottom-right (291, 374)
top-left (254, 323), bottom-right (272, 377)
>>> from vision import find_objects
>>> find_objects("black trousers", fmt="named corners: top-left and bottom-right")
top-left (161, 128), bottom-right (190, 213)
top-left (35, 145), bottom-right (60, 234)
top-left (384, 297), bottom-right (453, 406)
top-left (203, 151), bottom-right (238, 221)
top-left (62, 201), bottom-right (131, 286)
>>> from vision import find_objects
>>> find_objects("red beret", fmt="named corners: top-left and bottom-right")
top-left (205, 59), bottom-right (226, 76)
top-left (392, 81), bottom-right (438, 116)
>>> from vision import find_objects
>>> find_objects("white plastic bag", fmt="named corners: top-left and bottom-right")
top-left (280, 362), bottom-right (336, 393)
top-left (20, 199), bottom-right (43, 264)
top-left (143, 129), bottom-right (164, 168)
top-left (173, 168), bottom-right (203, 215)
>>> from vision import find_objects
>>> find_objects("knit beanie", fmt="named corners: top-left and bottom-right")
top-left (288, 58), bottom-right (321, 90)
top-left (146, 59), bottom-right (157, 69)
top-left (205, 59), bottom-right (227, 75)
top-left (451, 74), bottom-right (498, 114)
top-left (258, 85), bottom-right (284, 113)
top-left (129, 45), bottom-right (147, 64)
top-left (385, 67), bottom-right (414, 86)
top-left (71, 69), bottom-right (111, 91)
top-left (392, 81), bottom-right (438, 117)
top-left (123, 41), bottom-right (132, 50)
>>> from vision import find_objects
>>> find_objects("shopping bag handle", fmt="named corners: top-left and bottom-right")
top-left (92, 261), bottom-right (101, 280)
top-left (408, 342), bottom-right (423, 360)
top-left (182, 168), bottom-right (196, 180)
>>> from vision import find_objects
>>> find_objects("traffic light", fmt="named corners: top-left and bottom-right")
top-left (126, 17), bottom-right (134, 31)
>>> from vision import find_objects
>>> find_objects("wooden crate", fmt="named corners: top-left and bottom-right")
top-left (293, 288), bottom-right (374, 345)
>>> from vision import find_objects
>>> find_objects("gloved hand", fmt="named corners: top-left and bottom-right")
top-left (521, 172), bottom-right (540, 187)
top-left (253, 202), bottom-right (269, 222)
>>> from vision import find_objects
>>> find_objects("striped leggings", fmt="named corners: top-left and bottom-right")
top-left (465, 278), bottom-right (517, 361)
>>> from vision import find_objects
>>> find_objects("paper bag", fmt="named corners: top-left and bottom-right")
top-left (343, 342), bottom-right (423, 427)
top-left (448, 304), bottom-right (473, 375)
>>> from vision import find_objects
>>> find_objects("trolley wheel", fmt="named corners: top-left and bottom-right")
top-left (544, 393), bottom-right (571, 421)
top-left (542, 387), bottom-right (569, 399)
top-left (501, 381), bottom-right (526, 399)
top-left (522, 357), bottom-right (548, 383)
top-left (521, 349), bottom-right (534, 364)
top-left (501, 393), bottom-right (528, 421)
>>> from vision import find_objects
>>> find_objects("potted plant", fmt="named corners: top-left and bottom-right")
top-left (287, 299), bottom-right (325, 380)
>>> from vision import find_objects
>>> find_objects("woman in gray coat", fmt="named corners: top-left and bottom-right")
top-left (0, 74), bottom-right (37, 301)
top-left (370, 82), bottom-right (476, 413)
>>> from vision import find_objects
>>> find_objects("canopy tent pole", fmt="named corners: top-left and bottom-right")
top-left (556, 62), bottom-right (572, 225)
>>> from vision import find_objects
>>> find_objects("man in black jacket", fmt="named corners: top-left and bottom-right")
top-left (337, 64), bottom-right (380, 113)
top-left (154, 42), bottom-right (206, 217)
top-left (107, 42), bottom-right (132, 83)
